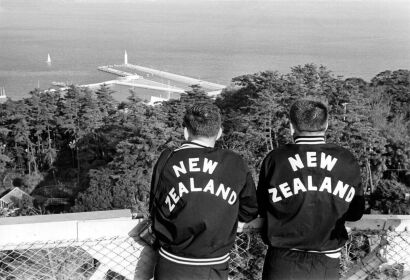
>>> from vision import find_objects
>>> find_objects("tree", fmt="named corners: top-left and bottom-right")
top-left (57, 86), bottom-right (82, 172)
top-left (25, 89), bottom-right (59, 171)
top-left (0, 138), bottom-right (11, 174)
top-left (370, 69), bottom-right (410, 120)
top-left (369, 179), bottom-right (410, 214)
top-left (216, 64), bottom-right (342, 175)
top-left (72, 168), bottom-right (115, 211)
top-left (73, 97), bottom-right (171, 212)
top-left (163, 84), bottom-right (214, 129)
top-left (95, 84), bottom-right (117, 120)
top-left (56, 86), bottom-right (105, 186)
top-left (1, 64), bottom-right (408, 215)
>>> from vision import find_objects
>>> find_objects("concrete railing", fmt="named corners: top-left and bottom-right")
top-left (0, 209), bottom-right (137, 247)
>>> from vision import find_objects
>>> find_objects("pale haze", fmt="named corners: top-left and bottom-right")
top-left (0, 0), bottom-right (409, 99)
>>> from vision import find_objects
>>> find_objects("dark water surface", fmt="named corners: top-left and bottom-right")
top-left (0, 0), bottom-right (409, 99)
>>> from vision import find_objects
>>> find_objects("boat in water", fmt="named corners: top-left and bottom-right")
top-left (47, 54), bottom-right (51, 65)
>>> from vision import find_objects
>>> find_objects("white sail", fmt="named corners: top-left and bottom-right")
top-left (47, 53), bottom-right (51, 64)
top-left (124, 50), bottom-right (128, 65)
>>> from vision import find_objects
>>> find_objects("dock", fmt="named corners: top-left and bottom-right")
top-left (114, 80), bottom-right (185, 94)
top-left (50, 53), bottom-right (226, 102)
top-left (97, 66), bottom-right (141, 78)
top-left (95, 62), bottom-right (225, 97)
top-left (97, 63), bottom-right (226, 92)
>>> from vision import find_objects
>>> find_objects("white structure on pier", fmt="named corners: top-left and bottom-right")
top-left (124, 50), bottom-right (128, 65)
top-left (0, 87), bottom-right (7, 103)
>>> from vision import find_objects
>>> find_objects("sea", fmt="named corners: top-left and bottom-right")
top-left (0, 0), bottom-right (409, 101)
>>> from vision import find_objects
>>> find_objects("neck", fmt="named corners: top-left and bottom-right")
top-left (190, 137), bottom-right (216, 148)
top-left (293, 131), bottom-right (326, 138)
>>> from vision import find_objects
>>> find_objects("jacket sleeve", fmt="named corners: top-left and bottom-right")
top-left (257, 156), bottom-right (271, 218)
top-left (238, 169), bottom-right (259, 223)
top-left (344, 195), bottom-right (365, 221)
top-left (149, 158), bottom-right (160, 214)
top-left (344, 160), bottom-right (365, 222)
top-left (149, 149), bottom-right (172, 214)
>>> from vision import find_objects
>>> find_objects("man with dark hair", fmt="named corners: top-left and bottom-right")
top-left (150, 103), bottom-right (258, 280)
top-left (289, 100), bottom-right (328, 132)
top-left (182, 103), bottom-right (221, 137)
top-left (257, 99), bottom-right (365, 279)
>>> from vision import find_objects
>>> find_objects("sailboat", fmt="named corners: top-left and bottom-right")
top-left (47, 53), bottom-right (51, 65)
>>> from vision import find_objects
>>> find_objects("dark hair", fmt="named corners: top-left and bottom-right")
top-left (183, 104), bottom-right (221, 137)
top-left (289, 99), bottom-right (328, 132)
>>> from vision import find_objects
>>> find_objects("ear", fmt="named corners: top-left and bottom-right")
top-left (184, 127), bottom-right (189, 141)
top-left (290, 123), bottom-right (295, 135)
top-left (216, 127), bottom-right (222, 140)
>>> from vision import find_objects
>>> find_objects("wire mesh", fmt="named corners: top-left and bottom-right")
top-left (340, 229), bottom-right (410, 280)
top-left (0, 229), bottom-right (409, 280)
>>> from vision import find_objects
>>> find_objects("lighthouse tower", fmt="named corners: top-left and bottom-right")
top-left (124, 50), bottom-right (128, 65)
top-left (0, 87), bottom-right (7, 104)
top-left (47, 53), bottom-right (51, 65)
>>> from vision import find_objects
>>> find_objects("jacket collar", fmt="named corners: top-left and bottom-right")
top-left (174, 141), bottom-right (212, 151)
top-left (294, 135), bottom-right (326, 145)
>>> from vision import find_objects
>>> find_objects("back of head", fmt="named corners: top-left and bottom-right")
top-left (289, 99), bottom-right (328, 132)
top-left (183, 104), bottom-right (221, 138)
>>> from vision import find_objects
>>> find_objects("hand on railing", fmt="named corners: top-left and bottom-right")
top-left (237, 222), bottom-right (245, 233)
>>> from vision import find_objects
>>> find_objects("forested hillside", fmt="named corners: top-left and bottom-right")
top-left (0, 64), bottom-right (409, 216)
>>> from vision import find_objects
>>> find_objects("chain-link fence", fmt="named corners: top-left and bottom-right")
top-left (231, 229), bottom-right (410, 280)
top-left (0, 215), bottom-right (409, 279)
top-left (341, 229), bottom-right (410, 280)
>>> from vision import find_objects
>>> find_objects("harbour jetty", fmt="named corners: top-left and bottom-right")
top-left (51, 53), bottom-right (226, 101)
top-left (97, 52), bottom-right (225, 95)
top-left (97, 66), bottom-right (140, 78)
top-left (122, 63), bottom-right (225, 91)
top-left (96, 62), bottom-right (226, 97)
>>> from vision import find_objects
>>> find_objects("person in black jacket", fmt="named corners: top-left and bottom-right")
top-left (150, 103), bottom-right (258, 280)
top-left (257, 99), bottom-right (365, 280)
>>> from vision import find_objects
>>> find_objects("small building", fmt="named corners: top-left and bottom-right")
top-left (0, 187), bottom-right (33, 209)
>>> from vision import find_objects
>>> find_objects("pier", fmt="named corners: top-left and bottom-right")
top-left (93, 52), bottom-right (226, 97)
top-left (95, 62), bottom-right (226, 98)
top-left (114, 80), bottom-right (185, 94)
top-left (97, 61), bottom-right (226, 95)
top-left (97, 66), bottom-right (141, 78)
top-left (121, 63), bottom-right (225, 91)
top-left (50, 54), bottom-right (227, 102)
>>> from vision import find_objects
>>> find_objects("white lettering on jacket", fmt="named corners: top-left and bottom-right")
top-left (173, 157), bottom-right (219, 177)
top-left (164, 157), bottom-right (237, 213)
top-left (288, 152), bottom-right (338, 172)
top-left (268, 176), bottom-right (356, 204)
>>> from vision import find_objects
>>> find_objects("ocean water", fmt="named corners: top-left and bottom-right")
top-left (0, 0), bottom-right (409, 100)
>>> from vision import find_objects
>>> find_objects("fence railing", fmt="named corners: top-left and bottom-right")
top-left (0, 210), bottom-right (409, 280)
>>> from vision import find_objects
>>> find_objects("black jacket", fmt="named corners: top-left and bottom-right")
top-left (150, 142), bottom-right (258, 265)
top-left (257, 135), bottom-right (365, 254)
